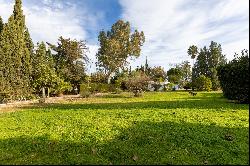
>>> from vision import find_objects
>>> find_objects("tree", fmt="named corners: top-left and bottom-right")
top-left (191, 41), bottom-right (227, 90)
top-left (194, 75), bottom-right (212, 91)
top-left (32, 42), bottom-right (57, 95)
top-left (90, 71), bottom-right (107, 83)
top-left (167, 67), bottom-right (182, 84)
top-left (149, 66), bottom-right (167, 82)
top-left (192, 47), bottom-right (208, 79)
top-left (124, 71), bottom-right (150, 97)
top-left (47, 36), bottom-right (88, 90)
top-left (96, 20), bottom-right (145, 82)
top-left (217, 49), bottom-right (249, 103)
top-left (178, 61), bottom-right (192, 88)
top-left (187, 45), bottom-right (198, 66)
top-left (207, 41), bottom-right (226, 90)
top-left (0, 0), bottom-right (33, 99)
top-left (0, 16), bottom-right (3, 34)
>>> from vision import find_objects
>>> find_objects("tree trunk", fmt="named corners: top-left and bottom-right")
top-left (47, 88), bottom-right (50, 98)
top-left (42, 87), bottom-right (46, 99)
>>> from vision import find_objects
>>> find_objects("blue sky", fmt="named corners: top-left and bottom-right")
top-left (0, 0), bottom-right (249, 73)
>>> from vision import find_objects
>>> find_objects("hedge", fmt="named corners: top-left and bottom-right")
top-left (217, 55), bottom-right (249, 103)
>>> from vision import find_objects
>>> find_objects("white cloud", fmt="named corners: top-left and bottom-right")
top-left (119, 0), bottom-right (249, 70)
top-left (0, 0), bottom-right (13, 22)
top-left (0, 0), bottom-right (100, 44)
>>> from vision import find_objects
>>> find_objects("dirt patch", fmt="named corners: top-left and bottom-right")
top-left (0, 95), bottom-right (82, 113)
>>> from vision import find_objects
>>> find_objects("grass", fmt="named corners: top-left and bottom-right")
top-left (0, 91), bottom-right (249, 165)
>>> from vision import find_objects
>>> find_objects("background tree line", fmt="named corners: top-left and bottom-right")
top-left (0, 0), bottom-right (248, 102)
top-left (0, 0), bottom-right (88, 101)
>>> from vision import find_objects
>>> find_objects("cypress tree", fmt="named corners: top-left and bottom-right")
top-left (0, 16), bottom-right (3, 34)
top-left (0, 0), bottom-right (33, 99)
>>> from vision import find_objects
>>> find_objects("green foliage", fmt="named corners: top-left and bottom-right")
top-left (32, 42), bottom-right (62, 93)
top-left (194, 75), bottom-right (212, 91)
top-left (53, 79), bottom-right (72, 95)
top-left (96, 20), bottom-right (145, 80)
top-left (124, 71), bottom-right (150, 97)
top-left (191, 41), bottom-right (227, 90)
top-left (165, 83), bottom-right (175, 91)
top-left (0, 0), bottom-right (33, 99)
top-left (183, 82), bottom-right (192, 90)
top-left (80, 83), bottom-right (112, 95)
top-left (148, 66), bottom-right (167, 82)
top-left (167, 67), bottom-right (182, 84)
top-left (187, 45), bottom-right (198, 59)
top-left (91, 83), bottom-right (110, 93)
top-left (80, 84), bottom-right (91, 98)
top-left (90, 71), bottom-right (107, 84)
top-left (217, 50), bottom-right (249, 103)
top-left (151, 83), bottom-right (162, 92)
top-left (48, 36), bottom-right (88, 88)
top-left (177, 61), bottom-right (192, 88)
top-left (0, 16), bottom-right (3, 34)
top-left (0, 93), bottom-right (10, 104)
top-left (0, 92), bottom-right (248, 165)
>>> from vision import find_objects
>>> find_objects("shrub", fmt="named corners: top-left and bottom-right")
top-left (166, 83), bottom-right (175, 91)
top-left (54, 80), bottom-right (72, 96)
top-left (194, 75), bottom-right (212, 91)
top-left (89, 83), bottom-right (110, 93)
top-left (80, 84), bottom-right (91, 98)
top-left (152, 83), bottom-right (162, 91)
top-left (217, 51), bottom-right (249, 103)
top-left (124, 71), bottom-right (150, 97)
top-left (90, 71), bottom-right (107, 83)
top-left (183, 82), bottom-right (192, 90)
top-left (0, 93), bottom-right (9, 104)
top-left (80, 83), bottom-right (112, 97)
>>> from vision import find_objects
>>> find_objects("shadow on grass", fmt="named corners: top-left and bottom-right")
top-left (95, 94), bottom-right (132, 99)
top-left (24, 97), bottom-right (248, 111)
top-left (0, 121), bottom-right (248, 165)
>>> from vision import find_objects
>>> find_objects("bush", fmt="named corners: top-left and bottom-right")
top-left (183, 82), bottom-right (192, 90)
top-left (217, 51), bottom-right (249, 103)
top-left (194, 75), bottom-right (212, 91)
top-left (89, 83), bottom-right (110, 93)
top-left (54, 80), bottom-right (72, 96)
top-left (151, 83), bottom-right (162, 91)
top-left (166, 83), bottom-right (175, 91)
top-left (124, 71), bottom-right (150, 97)
top-left (0, 93), bottom-right (10, 104)
top-left (80, 83), bottom-right (113, 97)
top-left (80, 84), bottom-right (91, 98)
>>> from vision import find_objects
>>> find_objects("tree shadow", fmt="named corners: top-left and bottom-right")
top-left (23, 97), bottom-right (248, 111)
top-left (0, 121), bottom-right (248, 165)
top-left (96, 94), bottom-right (132, 99)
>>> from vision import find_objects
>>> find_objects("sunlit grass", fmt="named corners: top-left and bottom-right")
top-left (0, 91), bottom-right (249, 165)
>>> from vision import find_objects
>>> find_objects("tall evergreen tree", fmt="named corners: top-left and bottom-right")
top-left (0, 16), bottom-right (4, 91)
top-left (0, 0), bottom-right (33, 99)
top-left (0, 16), bottom-right (3, 34)
top-left (32, 42), bottom-right (63, 96)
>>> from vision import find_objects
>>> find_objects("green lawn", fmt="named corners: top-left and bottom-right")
top-left (0, 92), bottom-right (249, 165)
